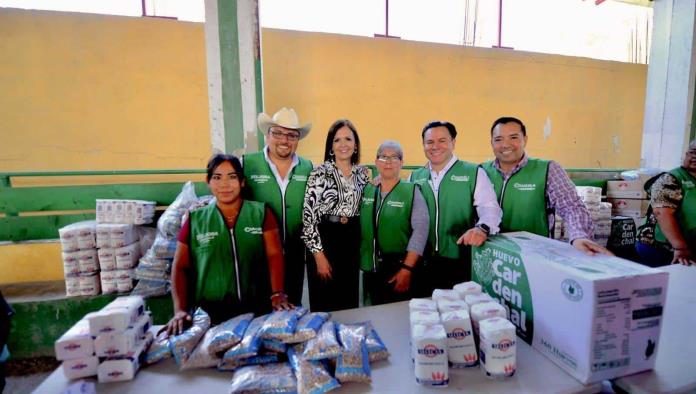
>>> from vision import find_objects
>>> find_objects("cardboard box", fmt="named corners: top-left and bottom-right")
top-left (607, 181), bottom-right (648, 199)
top-left (472, 232), bottom-right (668, 384)
top-left (55, 319), bottom-right (94, 361)
top-left (606, 198), bottom-right (650, 218)
top-left (62, 356), bottom-right (99, 380)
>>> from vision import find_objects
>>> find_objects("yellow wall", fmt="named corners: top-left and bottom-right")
top-left (262, 29), bottom-right (647, 168)
top-left (0, 10), bottom-right (647, 284)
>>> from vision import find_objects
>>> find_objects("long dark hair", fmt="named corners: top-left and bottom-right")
top-left (323, 119), bottom-right (361, 164)
top-left (205, 153), bottom-right (245, 183)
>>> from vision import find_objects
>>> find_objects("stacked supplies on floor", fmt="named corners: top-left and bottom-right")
top-left (59, 221), bottom-right (100, 297)
top-left (55, 296), bottom-right (153, 382)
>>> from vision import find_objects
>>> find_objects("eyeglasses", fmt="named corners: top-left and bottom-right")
top-left (269, 130), bottom-right (300, 142)
top-left (377, 155), bottom-right (402, 163)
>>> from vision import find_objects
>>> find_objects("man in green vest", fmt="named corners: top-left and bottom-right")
top-left (636, 139), bottom-right (696, 266)
top-left (244, 107), bottom-right (314, 305)
top-left (410, 121), bottom-right (502, 292)
top-left (482, 116), bottom-right (611, 255)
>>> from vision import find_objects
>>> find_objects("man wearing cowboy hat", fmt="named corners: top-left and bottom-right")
top-left (243, 107), bottom-right (313, 306)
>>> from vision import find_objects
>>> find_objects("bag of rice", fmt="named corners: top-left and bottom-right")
top-left (261, 338), bottom-right (287, 354)
top-left (218, 352), bottom-right (280, 372)
top-left (169, 308), bottom-right (211, 366)
top-left (357, 321), bottom-right (390, 362)
top-left (335, 323), bottom-right (371, 383)
top-left (144, 330), bottom-right (172, 365)
top-left (209, 313), bottom-right (254, 355)
top-left (222, 315), bottom-right (267, 361)
top-left (259, 307), bottom-right (307, 341)
top-left (287, 347), bottom-right (340, 394)
top-left (180, 326), bottom-right (221, 370)
top-left (283, 312), bottom-right (330, 344)
top-left (228, 362), bottom-right (297, 394)
top-left (298, 321), bottom-right (340, 361)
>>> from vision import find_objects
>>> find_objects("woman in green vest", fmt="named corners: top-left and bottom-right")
top-left (164, 154), bottom-right (291, 334)
top-left (360, 141), bottom-right (429, 305)
top-left (302, 119), bottom-right (370, 312)
top-left (636, 140), bottom-right (696, 267)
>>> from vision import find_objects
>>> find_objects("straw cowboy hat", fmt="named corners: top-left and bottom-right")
top-left (257, 107), bottom-right (312, 140)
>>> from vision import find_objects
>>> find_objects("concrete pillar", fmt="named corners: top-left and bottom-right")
top-left (204, 0), bottom-right (264, 155)
top-left (642, 0), bottom-right (696, 169)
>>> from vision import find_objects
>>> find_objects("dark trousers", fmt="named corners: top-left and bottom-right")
top-left (0, 361), bottom-right (5, 394)
top-left (363, 254), bottom-right (417, 306)
top-left (422, 253), bottom-right (471, 296)
top-left (307, 218), bottom-right (360, 312)
top-left (635, 241), bottom-right (672, 268)
top-left (283, 241), bottom-right (307, 306)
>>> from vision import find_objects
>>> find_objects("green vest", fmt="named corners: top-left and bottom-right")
top-left (482, 158), bottom-right (550, 237)
top-left (359, 181), bottom-right (415, 272)
top-left (409, 160), bottom-right (478, 259)
top-left (243, 151), bottom-right (313, 245)
top-left (655, 167), bottom-right (696, 246)
top-left (188, 201), bottom-right (268, 307)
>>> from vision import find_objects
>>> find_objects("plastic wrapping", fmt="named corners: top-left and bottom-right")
top-left (283, 312), bottom-right (330, 344)
top-left (144, 330), bottom-right (172, 365)
top-left (130, 278), bottom-right (170, 298)
top-left (298, 321), bottom-right (340, 361)
top-left (222, 315), bottom-right (268, 361)
top-left (335, 323), bottom-right (371, 383)
top-left (358, 322), bottom-right (389, 362)
top-left (218, 353), bottom-right (280, 372)
top-left (180, 326), bottom-right (221, 370)
top-left (209, 313), bottom-right (254, 355)
top-left (169, 308), bottom-right (211, 366)
top-left (227, 362), bottom-right (297, 394)
top-left (287, 347), bottom-right (340, 394)
top-left (259, 307), bottom-right (308, 341)
top-left (261, 339), bottom-right (287, 354)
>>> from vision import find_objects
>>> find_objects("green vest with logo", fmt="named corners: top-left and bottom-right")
top-left (482, 158), bottom-right (550, 237)
top-left (359, 181), bottom-right (415, 272)
top-left (243, 151), bottom-right (313, 245)
top-left (188, 201), bottom-right (268, 307)
top-left (655, 167), bottom-right (696, 246)
top-left (409, 160), bottom-right (478, 259)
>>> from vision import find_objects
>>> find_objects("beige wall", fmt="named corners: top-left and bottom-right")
top-left (0, 9), bottom-right (647, 283)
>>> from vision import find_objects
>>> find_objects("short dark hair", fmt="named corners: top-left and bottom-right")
top-left (206, 153), bottom-right (245, 183)
top-left (491, 117), bottom-right (526, 136)
top-left (422, 121), bottom-right (457, 141)
top-left (324, 119), bottom-right (361, 164)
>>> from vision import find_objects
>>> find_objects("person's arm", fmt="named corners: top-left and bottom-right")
top-left (390, 187), bottom-right (430, 292)
top-left (301, 167), bottom-right (333, 280)
top-left (547, 162), bottom-right (611, 256)
top-left (262, 207), bottom-right (293, 309)
top-left (458, 168), bottom-right (502, 246)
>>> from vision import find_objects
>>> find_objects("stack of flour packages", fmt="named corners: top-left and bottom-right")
top-left (59, 200), bottom-right (157, 297)
top-left (553, 186), bottom-right (612, 246)
top-left (142, 307), bottom-right (389, 394)
top-left (409, 281), bottom-right (517, 386)
top-left (132, 182), bottom-right (206, 298)
top-left (55, 295), bottom-right (154, 382)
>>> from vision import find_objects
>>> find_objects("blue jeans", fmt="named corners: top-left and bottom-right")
top-left (635, 241), bottom-right (672, 267)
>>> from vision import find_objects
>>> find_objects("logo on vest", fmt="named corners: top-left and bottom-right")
top-left (291, 174), bottom-right (308, 182)
top-left (450, 175), bottom-right (470, 182)
top-left (362, 197), bottom-right (375, 205)
top-left (250, 174), bottom-right (271, 184)
top-left (683, 180), bottom-right (695, 188)
top-left (386, 200), bottom-right (405, 208)
top-left (244, 227), bottom-right (263, 235)
top-left (196, 232), bottom-right (218, 246)
top-left (513, 182), bottom-right (536, 191)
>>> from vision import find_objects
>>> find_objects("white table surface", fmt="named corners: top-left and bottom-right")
top-left (612, 264), bottom-right (696, 394)
top-left (35, 300), bottom-right (601, 394)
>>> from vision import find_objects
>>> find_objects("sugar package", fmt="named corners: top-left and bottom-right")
top-left (464, 292), bottom-right (494, 307)
top-left (432, 289), bottom-right (461, 301)
top-left (408, 298), bottom-right (437, 312)
top-left (441, 309), bottom-right (478, 368)
top-left (437, 299), bottom-right (468, 314)
top-left (453, 281), bottom-right (482, 298)
top-left (62, 356), bottom-right (99, 380)
top-left (55, 319), bottom-right (94, 361)
top-left (470, 301), bottom-right (507, 335)
top-left (412, 324), bottom-right (448, 386)
top-left (479, 317), bottom-right (517, 379)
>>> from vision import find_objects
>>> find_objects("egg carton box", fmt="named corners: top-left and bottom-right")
top-left (472, 231), bottom-right (668, 384)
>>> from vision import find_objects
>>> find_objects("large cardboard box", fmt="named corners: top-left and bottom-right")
top-left (606, 198), bottom-right (650, 218)
top-left (607, 180), bottom-right (648, 199)
top-left (472, 232), bottom-right (668, 384)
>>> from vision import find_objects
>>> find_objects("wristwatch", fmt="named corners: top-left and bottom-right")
top-left (476, 223), bottom-right (490, 235)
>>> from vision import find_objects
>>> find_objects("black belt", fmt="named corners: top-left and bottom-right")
top-left (323, 215), bottom-right (358, 224)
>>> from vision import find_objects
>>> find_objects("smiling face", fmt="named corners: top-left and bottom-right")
top-left (491, 121), bottom-right (528, 167)
top-left (332, 126), bottom-right (356, 162)
top-left (208, 161), bottom-right (243, 205)
top-left (375, 147), bottom-right (403, 180)
top-left (423, 126), bottom-right (455, 168)
top-left (266, 126), bottom-right (300, 160)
